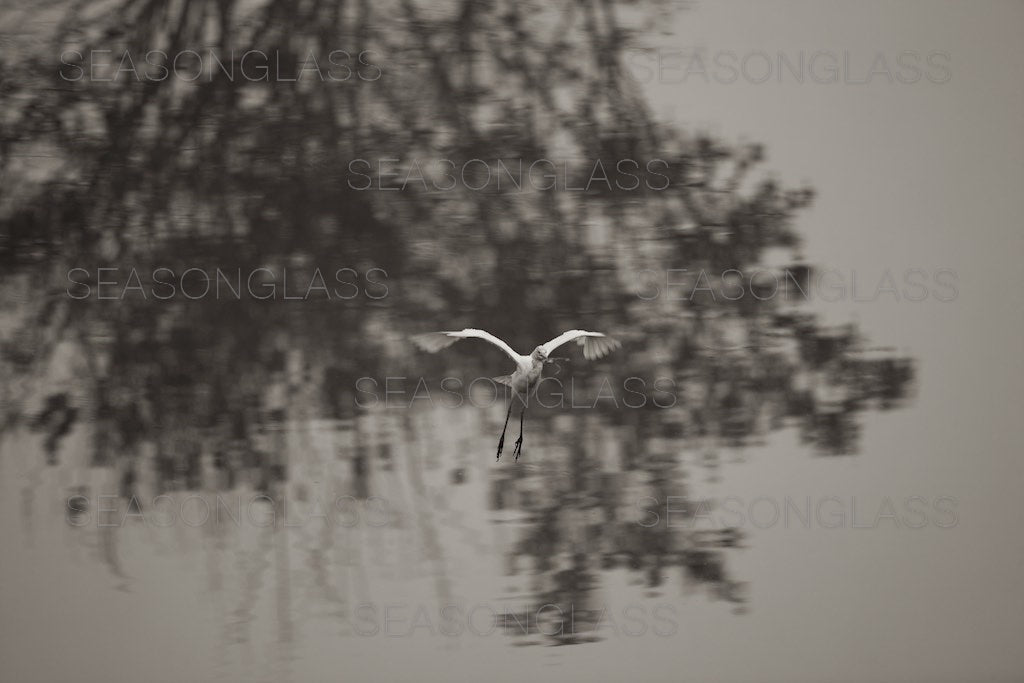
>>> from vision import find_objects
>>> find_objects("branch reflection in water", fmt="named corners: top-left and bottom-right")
top-left (0, 0), bottom-right (914, 657)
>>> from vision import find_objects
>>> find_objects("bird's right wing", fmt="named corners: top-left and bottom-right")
top-left (542, 330), bottom-right (621, 361)
top-left (411, 329), bottom-right (523, 364)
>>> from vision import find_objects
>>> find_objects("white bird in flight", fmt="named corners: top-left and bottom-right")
top-left (412, 329), bottom-right (621, 461)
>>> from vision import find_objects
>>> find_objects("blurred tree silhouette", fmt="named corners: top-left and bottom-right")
top-left (0, 0), bottom-right (915, 468)
top-left (0, 0), bottom-right (914, 631)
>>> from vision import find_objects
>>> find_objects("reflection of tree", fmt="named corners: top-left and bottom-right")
top-left (1, 0), bottom-right (914, 646)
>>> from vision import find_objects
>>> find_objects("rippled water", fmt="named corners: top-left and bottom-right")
top-left (2, 0), bottom-right (1023, 681)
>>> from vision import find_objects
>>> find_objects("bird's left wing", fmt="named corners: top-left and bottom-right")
top-left (542, 330), bottom-right (621, 361)
top-left (411, 329), bottom-right (523, 364)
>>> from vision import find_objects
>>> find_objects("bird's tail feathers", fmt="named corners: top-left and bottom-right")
top-left (492, 374), bottom-right (514, 387)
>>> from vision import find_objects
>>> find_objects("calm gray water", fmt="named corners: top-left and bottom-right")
top-left (1, 1), bottom-right (1022, 682)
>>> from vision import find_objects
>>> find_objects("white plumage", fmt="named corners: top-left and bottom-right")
top-left (412, 328), bottom-right (621, 461)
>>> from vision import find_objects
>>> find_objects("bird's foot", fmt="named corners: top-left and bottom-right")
top-left (543, 357), bottom-right (569, 375)
top-left (512, 437), bottom-right (523, 461)
top-left (496, 436), bottom-right (504, 460)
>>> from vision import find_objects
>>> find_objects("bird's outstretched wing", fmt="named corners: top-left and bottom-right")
top-left (542, 330), bottom-right (621, 361)
top-left (411, 329), bottom-right (522, 364)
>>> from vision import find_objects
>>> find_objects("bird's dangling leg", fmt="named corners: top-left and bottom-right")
top-left (496, 399), bottom-right (513, 460)
top-left (543, 357), bottom-right (570, 375)
top-left (513, 405), bottom-right (526, 461)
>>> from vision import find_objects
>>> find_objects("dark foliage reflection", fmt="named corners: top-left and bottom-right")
top-left (0, 0), bottom-right (913, 648)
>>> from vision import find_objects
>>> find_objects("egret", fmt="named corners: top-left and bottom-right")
top-left (411, 329), bottom-right (621, 461)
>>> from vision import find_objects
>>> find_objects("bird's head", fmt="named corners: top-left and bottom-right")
top-left (531, 346), bottom-right (548, 361)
